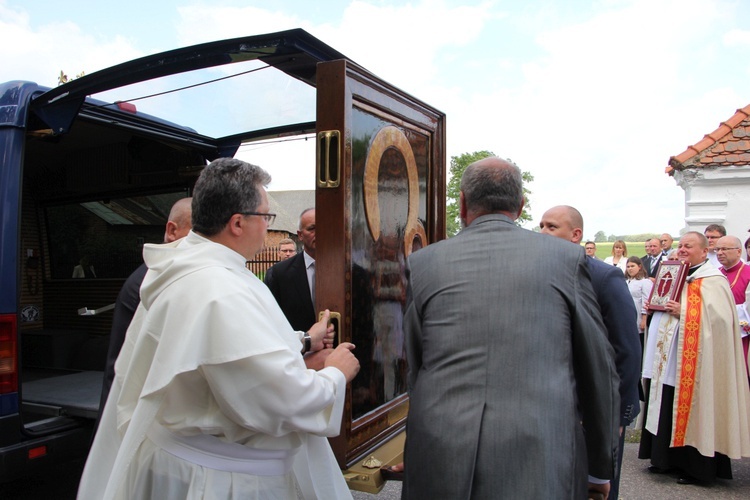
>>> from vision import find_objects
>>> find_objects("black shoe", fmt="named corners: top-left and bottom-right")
top-left (676, 474), bottom-right (697, 485)
top-left (380, 466), bottom-right (404, 481)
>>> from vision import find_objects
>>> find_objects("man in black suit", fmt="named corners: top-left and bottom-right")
top-left (642, 238), bottom-right (663, 278)
top-left (265, 208), bottom-right (330, 369)
top-left (98, 197), bottom-right (192, 424)
top-left (541, 205), bottom-right (642, 500)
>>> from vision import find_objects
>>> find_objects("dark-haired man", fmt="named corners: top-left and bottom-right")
top-left (402, 156), bottom-right (618, 499)
top-left (80, 158), bottom-right (359, 499)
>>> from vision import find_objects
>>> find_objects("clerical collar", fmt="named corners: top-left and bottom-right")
top-left (722, 260), bottom-right (744, 274)
top-left (687, 260), bottom-right (707, 276)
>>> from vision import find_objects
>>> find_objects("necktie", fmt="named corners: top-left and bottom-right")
top-left (309, 261), bottom-right (315, 302)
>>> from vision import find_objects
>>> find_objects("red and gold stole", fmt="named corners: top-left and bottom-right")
top-left (673, 278), bottom-right (702, 446)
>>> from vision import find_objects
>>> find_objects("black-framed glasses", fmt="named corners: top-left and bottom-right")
top-left (240, 212), bottom-right (276, 225)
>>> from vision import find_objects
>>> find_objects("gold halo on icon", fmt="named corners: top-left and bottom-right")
top-left (363, 125), bottom-right (421, 254)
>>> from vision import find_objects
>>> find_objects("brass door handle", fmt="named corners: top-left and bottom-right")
top-left (319, 310), bottom-right (341, 346)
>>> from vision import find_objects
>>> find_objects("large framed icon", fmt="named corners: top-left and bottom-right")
top-left (315, 59), bottom-right (446, 467)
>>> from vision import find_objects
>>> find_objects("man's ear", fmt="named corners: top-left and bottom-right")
top-left (164, 221), bottom-right (178, 243)
top-left (515, 198), bottom-right (525, 220)
top-left (459, 192), bottom-right (467, 220)
top-left (572, 228), bottom-right (583, 244)
top-left (227, 213), bottom-right (245, 236)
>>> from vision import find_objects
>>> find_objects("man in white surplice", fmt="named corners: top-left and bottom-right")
top-left (78, 158), bottom-right (360, 500)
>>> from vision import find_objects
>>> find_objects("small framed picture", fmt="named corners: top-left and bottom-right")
top-left (647, 260), bottom-right (689, 311)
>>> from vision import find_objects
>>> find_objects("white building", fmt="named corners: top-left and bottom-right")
top-left (667, 104), bottom-right (750, 245)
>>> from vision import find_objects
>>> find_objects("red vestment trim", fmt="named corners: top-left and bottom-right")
top-left (673, 279), bottom-right (702, 446)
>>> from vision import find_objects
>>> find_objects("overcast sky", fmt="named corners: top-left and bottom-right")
top-left (2, 0), bottom-right (749, 238)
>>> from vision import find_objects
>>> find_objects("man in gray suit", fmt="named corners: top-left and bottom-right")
top-left (402, 157), bottom-right (619, 499)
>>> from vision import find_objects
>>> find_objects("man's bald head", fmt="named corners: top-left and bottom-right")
top-left (539, 205), bottom-right (584, 244)
top-left (459, 156), bottom-right (524, 226)
top-left (716, 235), bottom-right (743, 269)
top-left (164, 197), bottom-right (193, 243)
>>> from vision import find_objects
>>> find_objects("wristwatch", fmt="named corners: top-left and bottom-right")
top-left (301, 332), bottom-right (312, 355)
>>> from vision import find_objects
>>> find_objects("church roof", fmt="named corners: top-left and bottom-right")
top-left (667, 104), bottom-right (750, 175)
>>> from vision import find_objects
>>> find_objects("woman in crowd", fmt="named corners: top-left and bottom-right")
top-left (626, 256), bottom-right (653, 343)
top-left (604, 240), bottom-right (628, 273)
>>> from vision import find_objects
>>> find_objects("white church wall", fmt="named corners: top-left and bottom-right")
top-left (673, 166), bottom-right (750, 240)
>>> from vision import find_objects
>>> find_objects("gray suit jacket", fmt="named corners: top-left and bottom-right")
top-left (402, 214), bottom-right (619, 499)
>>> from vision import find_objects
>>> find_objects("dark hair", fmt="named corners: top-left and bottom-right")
top-left (704, 224), bottom-right (726, 236)
top-left (626, 256), bottom-right (647, 280)
top-left (460, 158), bottom-right (523, 215)
top-left (191, 158), bottom-right (271, 236)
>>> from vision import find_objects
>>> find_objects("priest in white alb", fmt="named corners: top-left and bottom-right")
top-left (639, 231), bottom-right (750, 485)
top-left (77, 158), bottom-right (359, 499)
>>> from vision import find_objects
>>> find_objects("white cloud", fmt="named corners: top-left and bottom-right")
top-left (0, 3), bottom-right (141, 88)
top-left (3, 0), bottom-right (750, 235)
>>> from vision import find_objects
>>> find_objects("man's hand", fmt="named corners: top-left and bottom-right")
top-left (325, 343), bottom-right (360, 382)
top-left (587, 480), bottom-right (609, 500)
top-left (664, 299), bottom-right (681, 318)
top-left (304, 349), bottom-right (333, 370)
top-left (307, 309), bottom-right (335, 351)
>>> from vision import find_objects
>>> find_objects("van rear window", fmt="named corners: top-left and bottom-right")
top-left (45, 192), bottom-right (187, 279)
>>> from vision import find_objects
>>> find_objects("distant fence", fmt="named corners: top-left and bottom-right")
top-left (246, 247), bottom-right (283, 280)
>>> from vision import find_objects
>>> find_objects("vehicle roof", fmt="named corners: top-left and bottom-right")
top-left (28, 29), bottom-right (353, 153)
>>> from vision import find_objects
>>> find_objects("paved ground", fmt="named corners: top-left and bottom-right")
top-left (3, 438), bottom-right (749, 498)
top-left (352, 440), bottom-right (750, 499)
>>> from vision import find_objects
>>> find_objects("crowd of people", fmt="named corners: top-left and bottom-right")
top-left (78, 154), bottom-right (750, 499)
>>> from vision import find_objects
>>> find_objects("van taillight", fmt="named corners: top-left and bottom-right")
top-left (0, 314), bottom-right (18, 394)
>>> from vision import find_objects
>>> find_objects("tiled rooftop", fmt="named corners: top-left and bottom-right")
top-left (667, 104), bottom-right (750, 174)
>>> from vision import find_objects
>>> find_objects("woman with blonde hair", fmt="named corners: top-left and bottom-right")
top-left (604, 240), bottom-right (628, 273)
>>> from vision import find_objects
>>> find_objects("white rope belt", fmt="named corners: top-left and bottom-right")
top-left (147, 423), bottom-right (296, 476)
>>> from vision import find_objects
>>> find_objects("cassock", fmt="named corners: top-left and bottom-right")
top-left (78, 232), bottom-right (351, 500)
top-left (720, 261), bottom-right (750, 376)
top-left (640, 260), bottom-right (750, 481)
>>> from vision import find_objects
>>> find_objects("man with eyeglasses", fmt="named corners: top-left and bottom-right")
top-left (265, 208), bottom-right (329, 369)
top-left (640, 232), bottom-right (750, 485)
top-left (704, 223), bottom-right (726, 268)
top-left (277, 238), bottom-right (297, 261)
top-left (79, 158), bottom-right (359, 499)
top-left (716, 235), bottom-right (750, 379)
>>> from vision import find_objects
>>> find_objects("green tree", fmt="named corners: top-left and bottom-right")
top-left (594, 230), bottom-right (607, 242)
top-left (446, 151), bottom-right (534, 237)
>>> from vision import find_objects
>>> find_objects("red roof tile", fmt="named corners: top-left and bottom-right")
top-left (667, 104), bottom-right (750, 175)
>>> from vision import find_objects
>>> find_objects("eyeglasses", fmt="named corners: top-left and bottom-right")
top-left (240, 212), bottom-right (276, 225)
top-left (715, 247), bottom-right (740, 252)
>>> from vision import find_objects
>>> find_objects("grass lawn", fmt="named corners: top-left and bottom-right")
top-left (587, 242), bottom-right (677, 261)
top-left (589, 242), bottom-right (646, 261)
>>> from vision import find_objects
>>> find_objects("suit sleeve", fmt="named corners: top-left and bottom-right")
top-left (264, 265), bottom-right (276, 292)
top-left (598, 267), bottom-right (642, 426)
top-left (571, 255), bottom-right (620, 480)
top-left (403, 260), bottom-right (422, 393)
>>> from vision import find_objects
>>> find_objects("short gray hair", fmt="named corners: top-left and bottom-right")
top-left (192, 158), bottom-right (271, 236)
top-left (460, 157), bottom-right (523, 215)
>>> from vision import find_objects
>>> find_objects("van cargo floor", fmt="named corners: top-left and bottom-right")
top-left (23, 371), bottom-right (103, 419)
